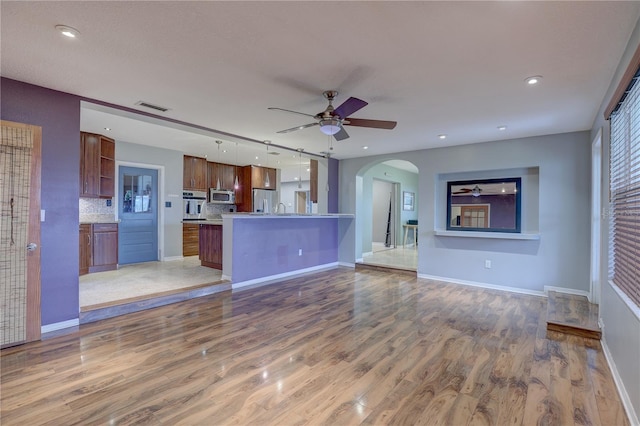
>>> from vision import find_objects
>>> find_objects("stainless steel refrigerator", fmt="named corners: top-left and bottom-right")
top-left (253, 189), bottom-right (278, 213)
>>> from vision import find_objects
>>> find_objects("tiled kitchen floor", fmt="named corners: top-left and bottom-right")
top-left (79, 256), bottom-right (223, 309)
top-left (362, 243), bottom-right (418, 271)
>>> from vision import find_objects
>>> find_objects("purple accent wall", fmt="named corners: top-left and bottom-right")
top-left (1, 78), bottom-right (81, 325)
top-left (232, 218), bottom-right (338, 282)
top-left (452, 194), bottom-right (516, 228)
top-left (328, 157), bottom-right (339, 213)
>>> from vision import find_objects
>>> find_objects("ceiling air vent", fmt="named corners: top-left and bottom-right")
top-left (135, 101), bottom-right (170, 112)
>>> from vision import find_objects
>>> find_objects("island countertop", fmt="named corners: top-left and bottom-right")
top-left (221, 213), bottom-right (354, 219)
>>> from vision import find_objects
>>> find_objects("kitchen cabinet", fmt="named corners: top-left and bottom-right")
top-left (199, 224), bottom-right (222, 270)
top-left (310, 159), bottom-right (318, 203)
top-left (237, 165), bottom-right (277, 212)
top-left (183, 223), bottom-right (200, 257)
top-left (183, 155), bottom-right (207, 191)
top-left (79, 224), bottom-right (92, 276)
top-left (80, 223), bottom-right (118, 275)
top-left (207, 161), bottom-right (236, 191)
top-left (80, 132), bottom-right (115, 198)
top-left (90, 223), bottom-right (118, 273)
top-left (251, 165), bottom-right (276, 190)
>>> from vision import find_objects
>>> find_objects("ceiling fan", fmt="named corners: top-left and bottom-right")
top-left (453, 185), bottom-right (483, 197)
top-left (268, 90), bottom-right (397, 141)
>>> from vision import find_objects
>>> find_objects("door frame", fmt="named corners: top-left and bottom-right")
top-left (115, 161), bottom-right (166, 260)
top-left (591, 129), bottom-right (602, 304)
top-left (1, 120), bottom-right (41, 346)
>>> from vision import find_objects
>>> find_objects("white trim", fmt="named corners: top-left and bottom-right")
top-left (162, 255), bottom-right (184, 262)
top-left (221, 274), bottom-right (231, 281)
top-left (434, 229), bottom-right (540, 240)
top-left (544, 285), bottom-right (591, 301)
top-left (362, 251), bottom-right (373, 257)
top-left (41, 318), bottom-right (79, 334)
top-left (232, 262), bottom-right (339, 290)
top-left (591, 129), bottom-right (602, 305)
top-left (418, 274), bottom-right (546, 297)
top-left (608, 280), bottom-right (640, 321)
top-left (356, 257), bottom-right (364, 263)
top-left (601, 337), bottom-right (640, 426)
top-left (338, 262), bottom-right (355, 268)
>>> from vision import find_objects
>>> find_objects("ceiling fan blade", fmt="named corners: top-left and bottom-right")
top-left (333, 126), bottom-right (349, 141)
top-left (276, 122), bottom-right (318, 134)
top-left (345, 118), bottom-right (397, 130)
top-left (268, 107), bottom-right (317, 119)
top-left (333, 97), bottom-right (368, 119)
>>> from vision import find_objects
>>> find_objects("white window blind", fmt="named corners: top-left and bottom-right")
top-left (609, 73), bottom-right (640, 307)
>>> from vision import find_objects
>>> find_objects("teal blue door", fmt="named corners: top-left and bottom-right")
top-left (118, 166), bottom-right (158, 264)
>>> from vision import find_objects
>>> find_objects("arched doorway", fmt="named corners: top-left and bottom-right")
top-left (354, 159), bottom-right (419, 271)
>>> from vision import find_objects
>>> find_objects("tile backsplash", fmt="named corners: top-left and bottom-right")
top-left (205, 203), bottom-right (235, 217)
top-left (79, 198), bottom-right (115, 222)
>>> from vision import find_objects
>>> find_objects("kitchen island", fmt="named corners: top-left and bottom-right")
top-left (218, 213), bottom-right (353, 287)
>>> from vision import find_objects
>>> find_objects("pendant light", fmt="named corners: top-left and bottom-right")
top-left (215, 140), bottom-right (222, 190)
top-left (264, 140), bottom-right (271, 188)
top-left (234, 142), bottom-right (239, 190)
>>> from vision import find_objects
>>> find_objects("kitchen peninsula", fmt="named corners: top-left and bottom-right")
top-left (207, 213), bottom-right (353, 287)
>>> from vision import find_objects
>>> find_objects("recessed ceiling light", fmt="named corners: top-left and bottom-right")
top-left (294, 177), bottom-right (299, 180)
top-left (103, 127), bottom-right (111, 131)
top-left (306, 168), bottom-right (310, 172)
top-left (438, 134), bottom-right (447, 139)
top-left (222, 149), bottom-right (227, 153)
top-left (497, 125), bottom-right (507, 131)
top-left (55, 25), bottom-right (80, 38)
top-left (525, 75), bottom-right (542, 85)
top-left (363, 146), bottom-right (369, 150)
top-left (255, 156), bottom-right (259, 160)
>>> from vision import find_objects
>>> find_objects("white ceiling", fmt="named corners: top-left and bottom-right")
top-left (2, 2), bottom-right (639, 162)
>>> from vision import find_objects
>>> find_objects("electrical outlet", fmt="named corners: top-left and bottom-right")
top-left (106, 199), bottom-right (112, 207)
top-left (485, 260), bottom-right (492, 269)
top-left (298, 249), bottom-right (303, 256)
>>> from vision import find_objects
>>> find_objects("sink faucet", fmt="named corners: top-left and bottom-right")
top-left (276, 202), bottom-right (286, 214)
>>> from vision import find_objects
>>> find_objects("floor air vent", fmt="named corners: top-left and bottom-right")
top-left (135, 101), bottom-right (170, 112)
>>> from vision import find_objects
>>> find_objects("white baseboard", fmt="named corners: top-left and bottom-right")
top-left (232, 262), bottom-right (339, 291)
top-left (362, 251), bottom-right (373, 257)
top-left (544, 285), bottom-right (591, 300)
top-left (417, 274), bottom-right (546, 298)
top-left (41, 318), bottom-right (79, 334)
top-left (338, 262), bottom-right (355, 268)
top-left (601, 337), bottom-right (640, 426)
top-left (221, 274), bottom-right (231, 281)
top-left (163, 255), bottom-right (184, 262)
top-left (356, 258), bottom-right (364, 263)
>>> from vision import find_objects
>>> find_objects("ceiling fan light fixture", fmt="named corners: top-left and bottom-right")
top-left (471, 185), bottom-right (482, 197)
top-left (319, 119), bottom-right (341, 135)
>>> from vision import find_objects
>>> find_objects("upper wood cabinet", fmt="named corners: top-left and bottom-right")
top-left (251, 165), bottom-right (277, 190)
top-left (207, 161), bottom-right (236, 191)
top-left (80, 132), bottom-right (115, 198)
top-left (183, 155), bottom-right (207, 191)
top-left (310, 159), bottom-right (318, 203)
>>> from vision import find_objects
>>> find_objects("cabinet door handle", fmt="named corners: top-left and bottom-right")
top-left (88, 234), bottom-right (91, 245)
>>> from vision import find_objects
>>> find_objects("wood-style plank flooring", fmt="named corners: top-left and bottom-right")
top-left (546, 291), bottom-right (602, 340)
top-left (0, 268), bottom-right (629, 425)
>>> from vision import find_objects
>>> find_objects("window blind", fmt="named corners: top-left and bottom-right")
top-left (609, 73), bottom-right (640, 307)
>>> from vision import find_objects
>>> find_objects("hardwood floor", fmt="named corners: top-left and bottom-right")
top-left (0, 268), bottom-right (629, 425)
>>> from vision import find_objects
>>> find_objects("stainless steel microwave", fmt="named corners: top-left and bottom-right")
top-left (209, 189), bottom-right (235, 204)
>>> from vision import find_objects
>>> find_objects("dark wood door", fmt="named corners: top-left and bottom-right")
top-left (80, 132), bottom-right (100, 197)
top-left (199, 224), bottom-right (222, 269)
top-left (91, 223), bottom-right (118, 272)
top-left (79, 224), bottom-right (92, 275)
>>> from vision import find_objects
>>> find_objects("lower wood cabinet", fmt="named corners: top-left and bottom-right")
top-left (80, 223), bottom-right (118, 275)
top-left (199, 224), bottom-right (222, 270)
top-left (183, 223), bottom-right (200, 257)
top-left (79, 224), bottom-right (92, 275)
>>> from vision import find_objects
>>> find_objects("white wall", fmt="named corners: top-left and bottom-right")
top-left (359, 162), bottom-right (419, 253)
top-left (115, 141), bottom-right (184, 259)
top-left (590, 17), bottom-right (640, 423)
top-left (340, 131), bottom-right (591, 294)
top-left (280, 180), bottom-right (310, 213)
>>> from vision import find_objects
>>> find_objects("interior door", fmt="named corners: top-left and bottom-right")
top-left (118, 166), bottom-right (158, 264)
top-left (1, 120), bottom-right (41, 348)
